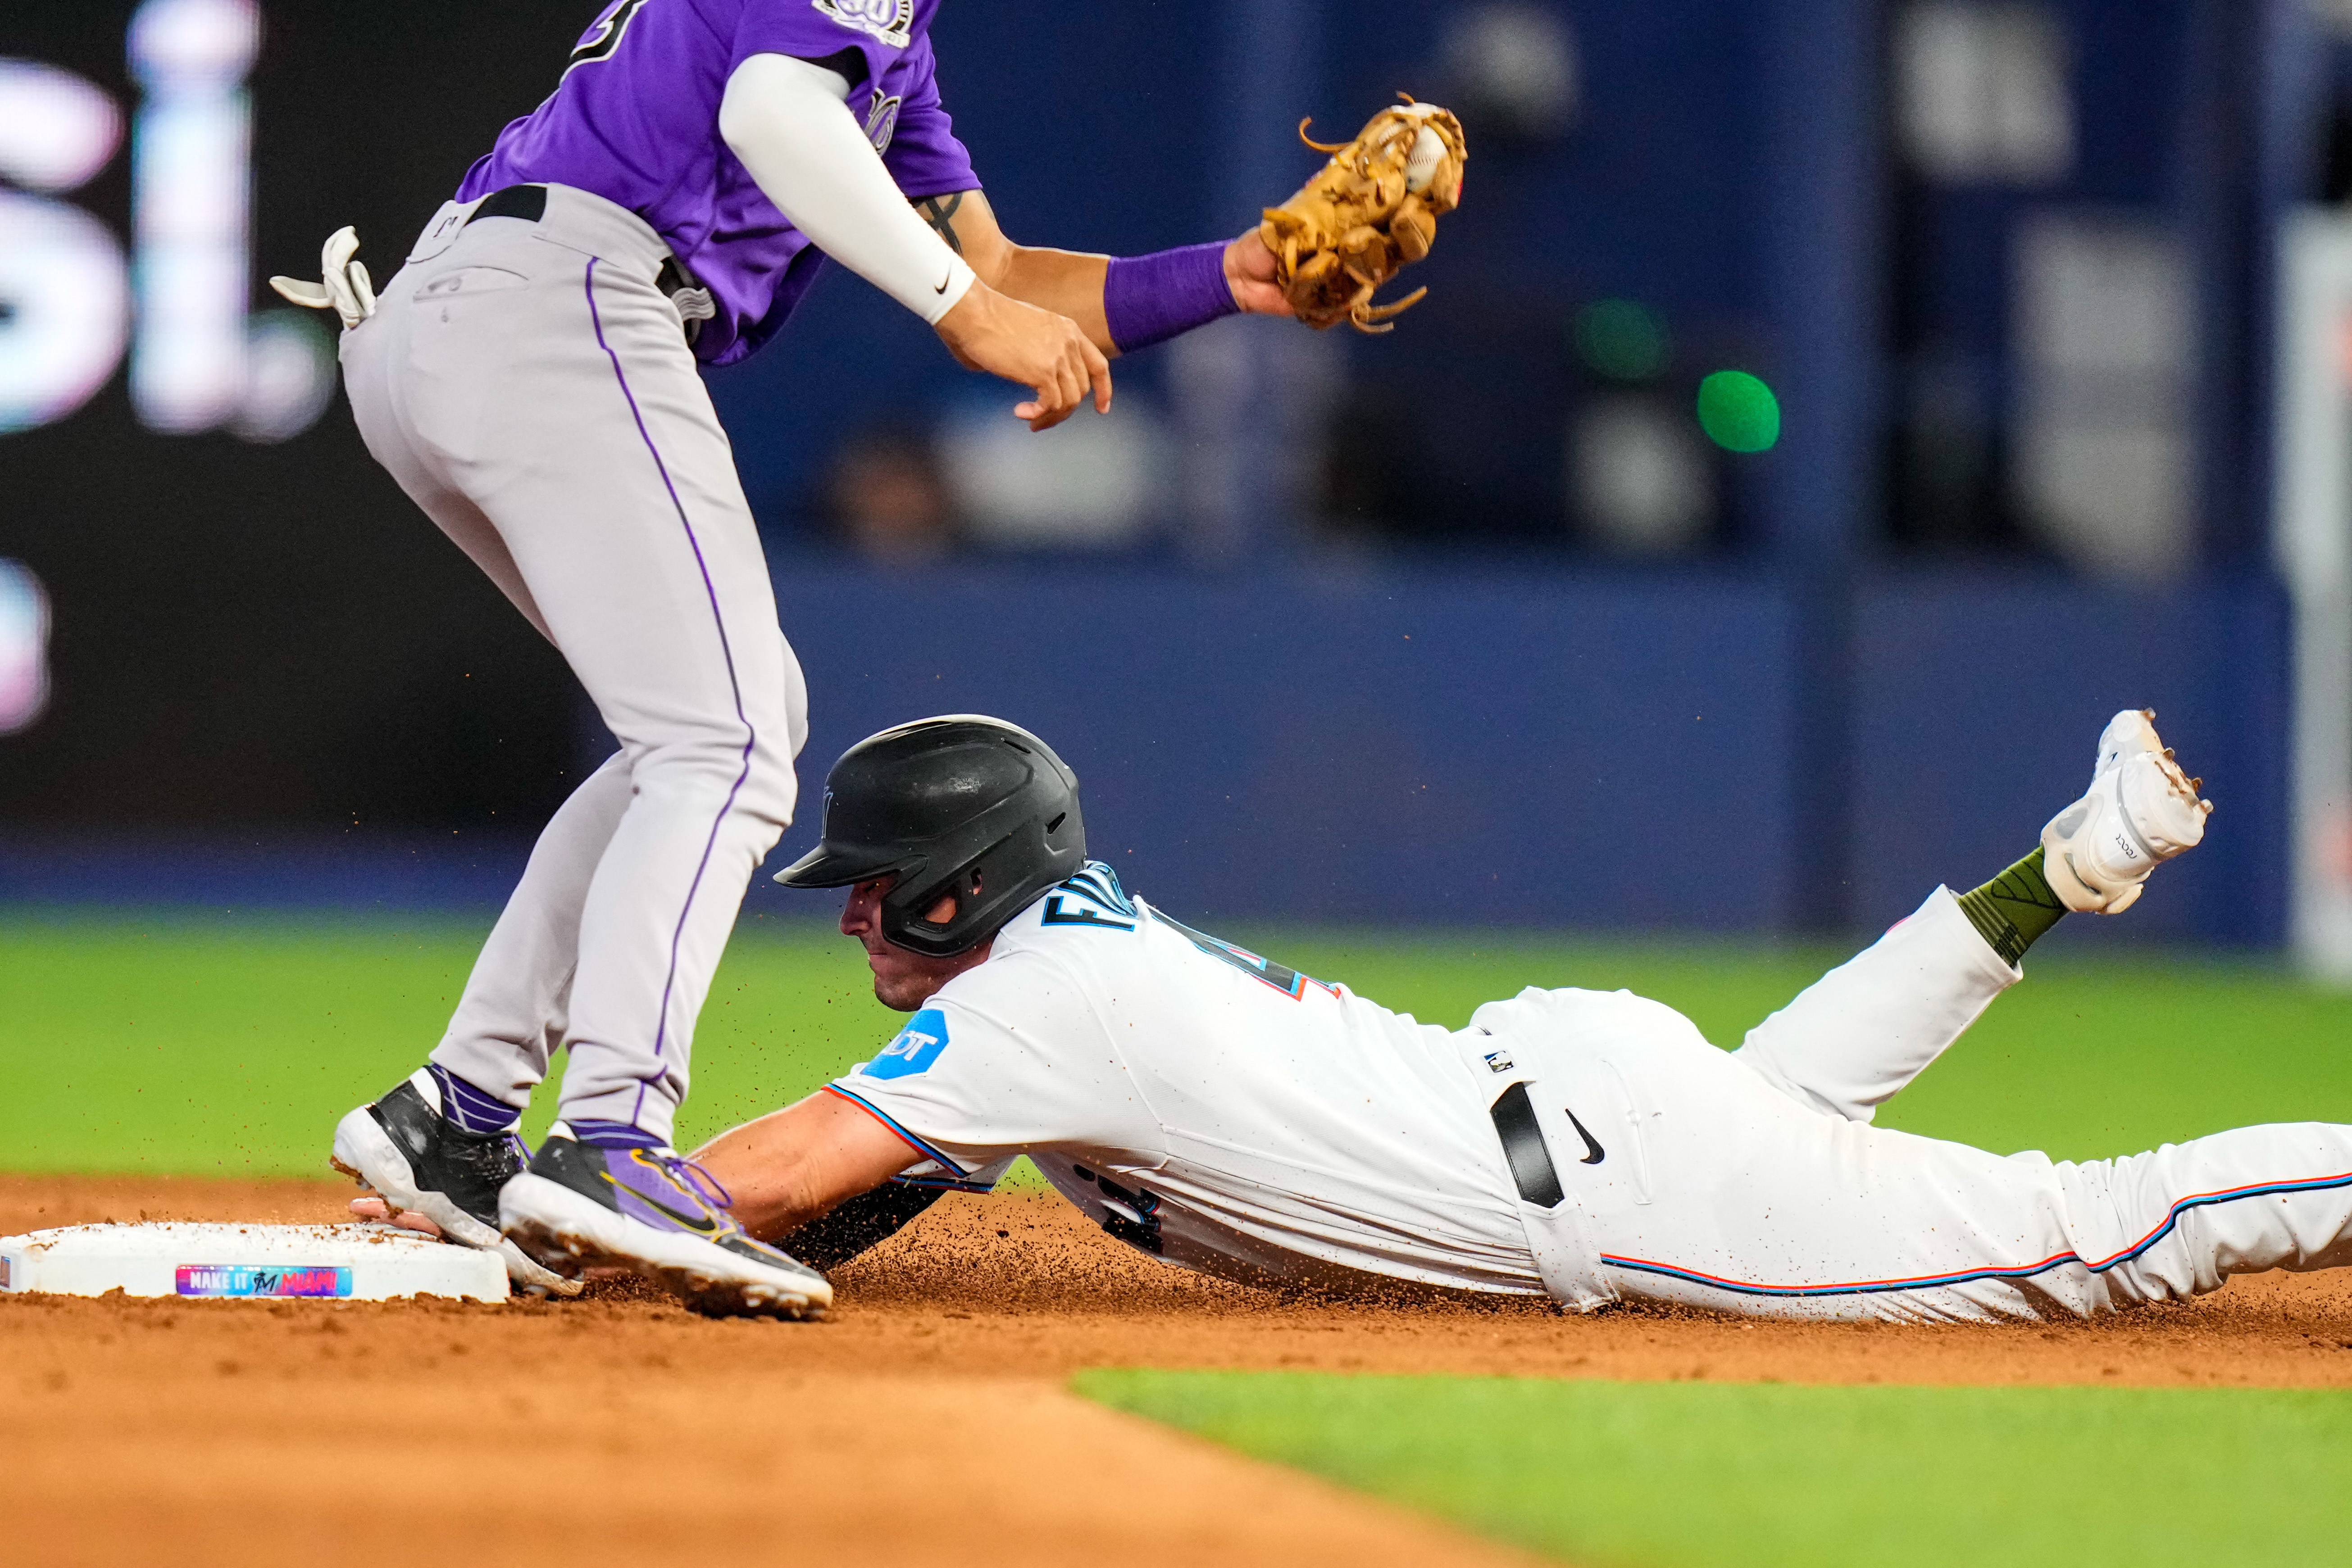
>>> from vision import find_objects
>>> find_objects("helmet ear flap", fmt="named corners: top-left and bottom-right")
top-left (876, 859), bottom-right (964, 955)
top-left (879, 809), bottom-right (1079, 956)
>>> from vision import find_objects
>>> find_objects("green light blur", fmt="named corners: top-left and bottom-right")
top-left (1697, 370), bottom-right (1780, 452)
top-left (1573, 299), bottom-right (1670, 382)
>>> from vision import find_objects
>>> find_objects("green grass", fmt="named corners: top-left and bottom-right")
top-left (9, 910), bottom-right (2350, 1566)
top-left (1074, 1370), bottom-right (2352, 1567)
top-left (1, 910), bottom-right (2347, 1175)
top-left (0, 909), bottom-right (892, 1174)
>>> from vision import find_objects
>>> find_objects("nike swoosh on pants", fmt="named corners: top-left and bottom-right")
top-left (1565, 1106), bottom-right (1606, 1165)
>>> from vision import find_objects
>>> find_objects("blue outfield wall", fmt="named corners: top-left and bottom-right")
top-left (748, 562), bottom-right (2290, 946)
top-left (750, 562), bottom-right (1804, 933)
top-left (0, 566), bottom-right (2284, 946)
top-left (0, 833), bottom-right (534, 913)
top-left (1847, 571), bottom-right (2290, 948)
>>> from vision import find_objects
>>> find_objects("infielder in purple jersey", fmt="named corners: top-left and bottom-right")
top-left (279, 0), bottom-right (1297, 1312)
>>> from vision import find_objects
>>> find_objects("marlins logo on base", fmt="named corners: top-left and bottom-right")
top-left (177, 1264), bottom-right (351, 1298)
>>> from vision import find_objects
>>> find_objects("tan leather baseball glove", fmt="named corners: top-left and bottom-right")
top-left (1259, 97), bottom-right (1468, 333)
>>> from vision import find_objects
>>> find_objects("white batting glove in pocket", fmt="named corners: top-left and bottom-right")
top-left (269, 225), bottom-right (378, 329)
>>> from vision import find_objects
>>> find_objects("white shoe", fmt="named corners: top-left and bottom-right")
top-left (2091, 706), bottom-right (2166, 779)
top-left (2040, 708), bottom-right (2213, 914)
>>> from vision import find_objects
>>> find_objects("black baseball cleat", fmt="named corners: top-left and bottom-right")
top-left (331, 1068), bottom-right (580, 1296)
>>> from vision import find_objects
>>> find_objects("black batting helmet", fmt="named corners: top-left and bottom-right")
top-left (773, 715), bottom-right (1085, 956)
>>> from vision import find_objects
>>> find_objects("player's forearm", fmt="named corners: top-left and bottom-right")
top-left (719, 54), bottom-right (975, 323)
top-left (923, 189), bottom-right (1276, 360)
top-left (693, 1090), bottom-right (921, 1240)
top-left (994, 245), bottom-right (1114, 353)
top-left (695, 1128), bottom-right (828, 1238)
top-left (998, 241), bottom-right (1258, 358)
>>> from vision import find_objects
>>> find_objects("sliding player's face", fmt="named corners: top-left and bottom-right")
top-left (841, 877), bottom-right (991, 1010)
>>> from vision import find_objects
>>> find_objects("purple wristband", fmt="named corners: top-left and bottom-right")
top-left (1103, 241), bottom-right (1241, 353)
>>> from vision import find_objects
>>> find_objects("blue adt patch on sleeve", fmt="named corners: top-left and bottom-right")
top-left (861, 1008), bottom-right (950, 1079)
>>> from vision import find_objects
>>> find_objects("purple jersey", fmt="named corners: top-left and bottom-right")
top-left (457, 0), bottom-right (979, 366)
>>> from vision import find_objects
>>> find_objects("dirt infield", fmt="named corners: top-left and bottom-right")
top-left (7, 1173), bottom-right (2352, 1567)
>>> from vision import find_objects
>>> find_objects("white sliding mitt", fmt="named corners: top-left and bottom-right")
top-left (269, 225), bottom-right (376, 329)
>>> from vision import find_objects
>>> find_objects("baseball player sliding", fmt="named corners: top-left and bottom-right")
top-left (283, 0), bottom-right (1465, 1298)
top-left (364, 709), bottom-right (2352, 1323)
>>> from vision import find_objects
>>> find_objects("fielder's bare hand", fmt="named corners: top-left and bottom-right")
top-left (1222, 228), bottom-right (1292, 315)
top-left (935, 282), bottom-right (1112, 431)
top-left (350, 1194), bottom-right (445, 1237)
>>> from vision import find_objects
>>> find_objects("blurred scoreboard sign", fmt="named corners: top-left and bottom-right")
top-left (0, 0), bottom-right (333, 443)
top-left (0, 559), bottom-right (47, 735)
top-left (2275, 210), bottom-right (2352, 983)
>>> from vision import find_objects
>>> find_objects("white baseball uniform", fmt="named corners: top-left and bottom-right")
top-left (825, 862), bottom-right (2352, 1322)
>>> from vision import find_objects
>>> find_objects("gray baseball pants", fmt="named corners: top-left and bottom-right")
top-left (340, 184), bottom-right (807, 1144)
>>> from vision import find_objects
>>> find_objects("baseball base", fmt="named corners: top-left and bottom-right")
top-left (0, 1221), bottom-right (508, 1302)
